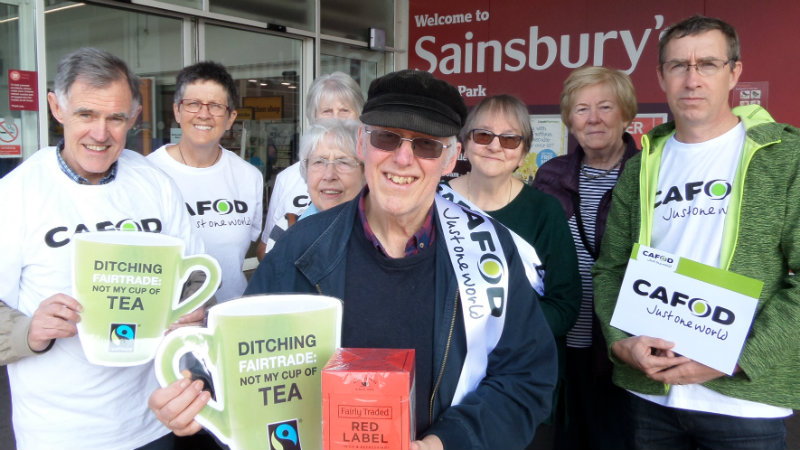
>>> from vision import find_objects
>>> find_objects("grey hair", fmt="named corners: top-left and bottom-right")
top-left (299, 119), bottom-right (360, 181)
top-left (53, 47), bottom-right (142, 116)
top-left (444, 135), bottom-right (459, 162)
top-left (460, 94), bottom-right (532, 155)
top-left (306, 72), bottom-right (365, 124)
top-left (173, 61), bottom-right (238, 110)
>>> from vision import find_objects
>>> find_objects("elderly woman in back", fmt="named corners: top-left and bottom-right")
top-left (262, 119), bottom-right (364, 253)
top-left (532, 65), bottom-right (639, 450)
top-left (258, 72), bottom-right (364, 260)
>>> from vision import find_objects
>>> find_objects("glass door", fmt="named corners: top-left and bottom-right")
top-left (321, 42), bottom-right (392, 100)
top-left (0, 0), bottom-right (37, 176)
top-left (203, 23), bottom-right (303, 189)
top-left (44, 1), bottom-right (185, 155)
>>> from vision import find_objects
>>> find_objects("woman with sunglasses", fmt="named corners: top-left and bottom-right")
top-left (444, 94), bottom-right (580, 444)
top-left (260, 119), bottom-right (365, 253)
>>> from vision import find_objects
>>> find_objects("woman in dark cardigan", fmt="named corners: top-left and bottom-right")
top-left (533, 66), bottom-right (639, 450)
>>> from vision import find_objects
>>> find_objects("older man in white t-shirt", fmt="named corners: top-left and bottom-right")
top-left (0, 48), bottom-right (203, 450)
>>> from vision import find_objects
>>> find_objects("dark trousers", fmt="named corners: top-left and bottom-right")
top-left (131, 429), bottom-right (227, 450)
top-left (175, 429), bottom-right (228, 450)
top-left (626, 391), bottom-right (787, 450)
top-left (554, 346), bottom-right (628, 450)
top-left (134, 433), bottom-right (175, 450)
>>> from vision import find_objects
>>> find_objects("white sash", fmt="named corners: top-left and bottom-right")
top-left (434, 194), bottom-right (509, 404)
top-left (437, 184), bottom-right (545, 295)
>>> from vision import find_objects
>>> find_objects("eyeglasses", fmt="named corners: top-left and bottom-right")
top-left (179, 99), bottom-right (230, 116)
top-left (661, 58), bottom-right (734, 77)
top-left (469, 129), bottom-right (524, 149)
top-left (303, 156), bottom-right (362, 173)
top-left (365, 129), bottom-right (450, 159)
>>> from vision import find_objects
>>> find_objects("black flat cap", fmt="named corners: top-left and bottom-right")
top-left (360, 69), bottom-right (467, 137)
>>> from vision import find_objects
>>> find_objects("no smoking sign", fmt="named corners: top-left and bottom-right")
top-left (0, 118), bottom-right (22, 156)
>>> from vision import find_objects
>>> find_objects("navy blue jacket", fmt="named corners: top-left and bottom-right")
top-left (245, 196), bottom-right (557, 449)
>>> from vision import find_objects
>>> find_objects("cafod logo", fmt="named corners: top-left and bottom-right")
top-left (268, 419), bottom-right (301, 450)
top-left (653, 179), bottom-right (732, 208)
top-left (44, 218), bottom-right (163, 248)
top-left (641, 249), bottom-right (674, 264)
top-left (214, 199), bottom-right (233, 215)
top-left (640, 249), bottom-right (676, 269)
top-left (705, 179), bottom-right (731, 200)
top-left (186, 199), bottom-right (249, 216)
top-left (632, 279), bottom-right (735, 325)
top-left (108, 323), bottom-right (136, 352)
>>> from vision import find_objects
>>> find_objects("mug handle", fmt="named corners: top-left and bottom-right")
top-left (154, 327), bottom-right (229, 440)
top-left (168, 255), bottom-right (222, 324)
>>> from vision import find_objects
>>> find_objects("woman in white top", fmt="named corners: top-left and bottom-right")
top-left (257, 71), bottom-right (364, 260)
top-left (147, 61), bottom-right (265, 450)
top-left (148, 62), bottom-right (263, 303)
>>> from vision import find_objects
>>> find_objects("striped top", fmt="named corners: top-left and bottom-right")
top-left (566, 165), bottom-right (620, 348)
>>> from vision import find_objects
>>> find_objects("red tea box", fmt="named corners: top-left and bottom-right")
top-left (322, 348), bottom-right (415, 450)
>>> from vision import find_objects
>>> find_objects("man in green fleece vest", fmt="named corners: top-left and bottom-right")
top-left (594, 15), bottom-right (800, 450)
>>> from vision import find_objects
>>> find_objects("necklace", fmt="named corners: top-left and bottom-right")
top-left (178, 144), bottom-right (221, 168)
top-left (467, 173), bottom-right (513, 209)
top-left (581, 156), bottom-right (622, 180)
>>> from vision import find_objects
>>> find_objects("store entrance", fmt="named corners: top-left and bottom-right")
top-left (0, 0), bottom-right (37, 177)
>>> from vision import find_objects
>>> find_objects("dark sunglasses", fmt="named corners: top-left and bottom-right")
top-left (470, 129), bottom-right (523, 149)
top-left (365, 128), bottom-right (450, 159)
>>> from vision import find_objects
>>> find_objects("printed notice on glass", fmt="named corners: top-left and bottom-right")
top-left (610, 244), bottom-right (762, 375)
top-left (8, 70), bottom-right (38, 111)
top-left (514, 115), bottom-right (568, 182)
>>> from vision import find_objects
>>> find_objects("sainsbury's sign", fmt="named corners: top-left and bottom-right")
top-left (408, 0), bottom-right (700, 106)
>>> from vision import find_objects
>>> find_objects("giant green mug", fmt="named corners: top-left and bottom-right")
top-left (73, 231), bottom-right (220, 366)
top-left (155, 294), bottom-right (342, 450)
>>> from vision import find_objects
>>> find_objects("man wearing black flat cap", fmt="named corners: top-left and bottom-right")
top-left (149, 69), bottom-right (557, 450)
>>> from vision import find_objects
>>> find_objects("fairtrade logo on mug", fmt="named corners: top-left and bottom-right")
top-left (268, 419), bottom-right (301, 450)
top-left (109, 323), bottom-right (136, 352)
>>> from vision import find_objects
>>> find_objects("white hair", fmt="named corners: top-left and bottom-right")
top-left (299, 119), bottom-right (360, 181)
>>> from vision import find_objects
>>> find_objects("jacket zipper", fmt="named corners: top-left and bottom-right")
top-left (429, 290), bottom-right (458, 424)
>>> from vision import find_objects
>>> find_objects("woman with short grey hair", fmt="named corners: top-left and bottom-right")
top-left (262, 119), bottom-right (364, 253)
top-left (298, 119), bottom-right (360, 180)
top-left (257, 72), bottom-right (365, 260)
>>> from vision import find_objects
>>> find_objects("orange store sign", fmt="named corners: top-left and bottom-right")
top-left (243, 97), bottom-right (283, 120)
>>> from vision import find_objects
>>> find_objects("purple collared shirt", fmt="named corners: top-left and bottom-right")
top-left (357, 188), bottom-right (436, 257)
